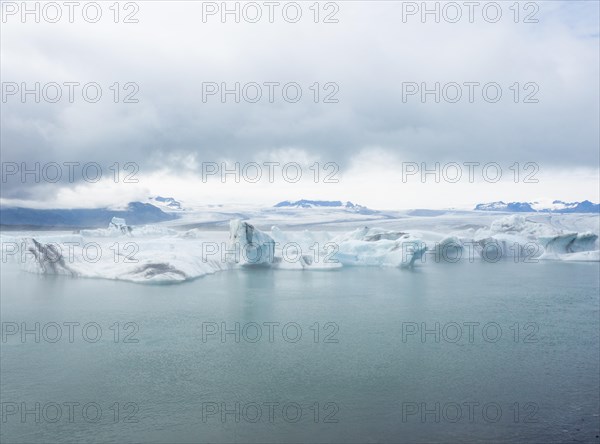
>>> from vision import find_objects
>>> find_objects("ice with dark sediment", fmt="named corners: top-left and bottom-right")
top-left (2, 212), bottom-right (596, 284)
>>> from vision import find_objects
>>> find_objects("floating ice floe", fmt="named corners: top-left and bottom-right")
top-left (228, 220), bottom-right (340, 269)
top-left (472, 215), bottom-right (599, 261)
top-left (329, 227), bottom-right (426, 268)
top-left (5, 213), bottom-right (598, 284)
top-left (19, 236), bottom-right (229, 284)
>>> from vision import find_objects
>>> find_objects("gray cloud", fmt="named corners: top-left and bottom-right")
top-left (1, 1), bottom-right (598, 202)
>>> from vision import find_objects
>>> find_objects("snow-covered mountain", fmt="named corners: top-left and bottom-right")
top-left (274, 200), bottom-right (377, 214)
top-left (541, 200), bottom-right (600, 213)
top-left (149, 196), bottom-right (183, 211)
top-left (475, 201), bottom-right (535, 212)
top-left (475, 200), bottom-right (599, 213)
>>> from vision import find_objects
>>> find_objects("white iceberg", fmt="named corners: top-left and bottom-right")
top-left (330, 227), bottom-right (427, 268)
top-left (11, 211), bottom-right (598, 284)
top-left (228, 219), bottom-right (276, 266)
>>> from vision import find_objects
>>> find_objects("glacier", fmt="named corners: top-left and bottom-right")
top-left (1, 211), bottom-right (598, 284)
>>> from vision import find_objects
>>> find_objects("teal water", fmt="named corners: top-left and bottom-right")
top-left (1, 261), bottom-right (599, 443)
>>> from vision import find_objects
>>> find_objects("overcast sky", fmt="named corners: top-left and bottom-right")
top-left (1, 1), bottom-right (598, 210)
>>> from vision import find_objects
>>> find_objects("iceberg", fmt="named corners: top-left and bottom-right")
top-left (539, 232), bottom-right (598, 254)
top-left (331, 227), bottom-right (427, 268)
top-left (17, 235), bottom-right (228, 284)
top-left (10, 211), bottom-right (598, 284)
top-left (24, 238), bottom-right (78, 277)
top-left (228, 219), bottom-right (276, 265)
top-left (228, 220), bottom-right (340, 269)
top-left (109, 217), bottom-right (131, 234)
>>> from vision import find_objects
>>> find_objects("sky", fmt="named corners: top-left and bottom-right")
top-left (1, 0), bottom-right (599, 210)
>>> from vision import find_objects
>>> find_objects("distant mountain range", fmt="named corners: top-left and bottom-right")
top-left (475, 200), bottom-right (599, 213)
top-left (0, 202), bottom-right (176, 229)
top-left (274, 200), bottom-right (377, 214)
top-left (2, 197), bottom-right (596, 229)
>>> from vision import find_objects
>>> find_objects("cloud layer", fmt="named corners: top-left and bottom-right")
top-left (1, 1), bottom-right (598, 208)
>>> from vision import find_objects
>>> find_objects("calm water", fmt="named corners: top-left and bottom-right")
top-left (1, 261), bottom-right (599, 443)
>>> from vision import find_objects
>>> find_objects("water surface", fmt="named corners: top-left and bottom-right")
top-left (1, 261), bottom-right (599, 443)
